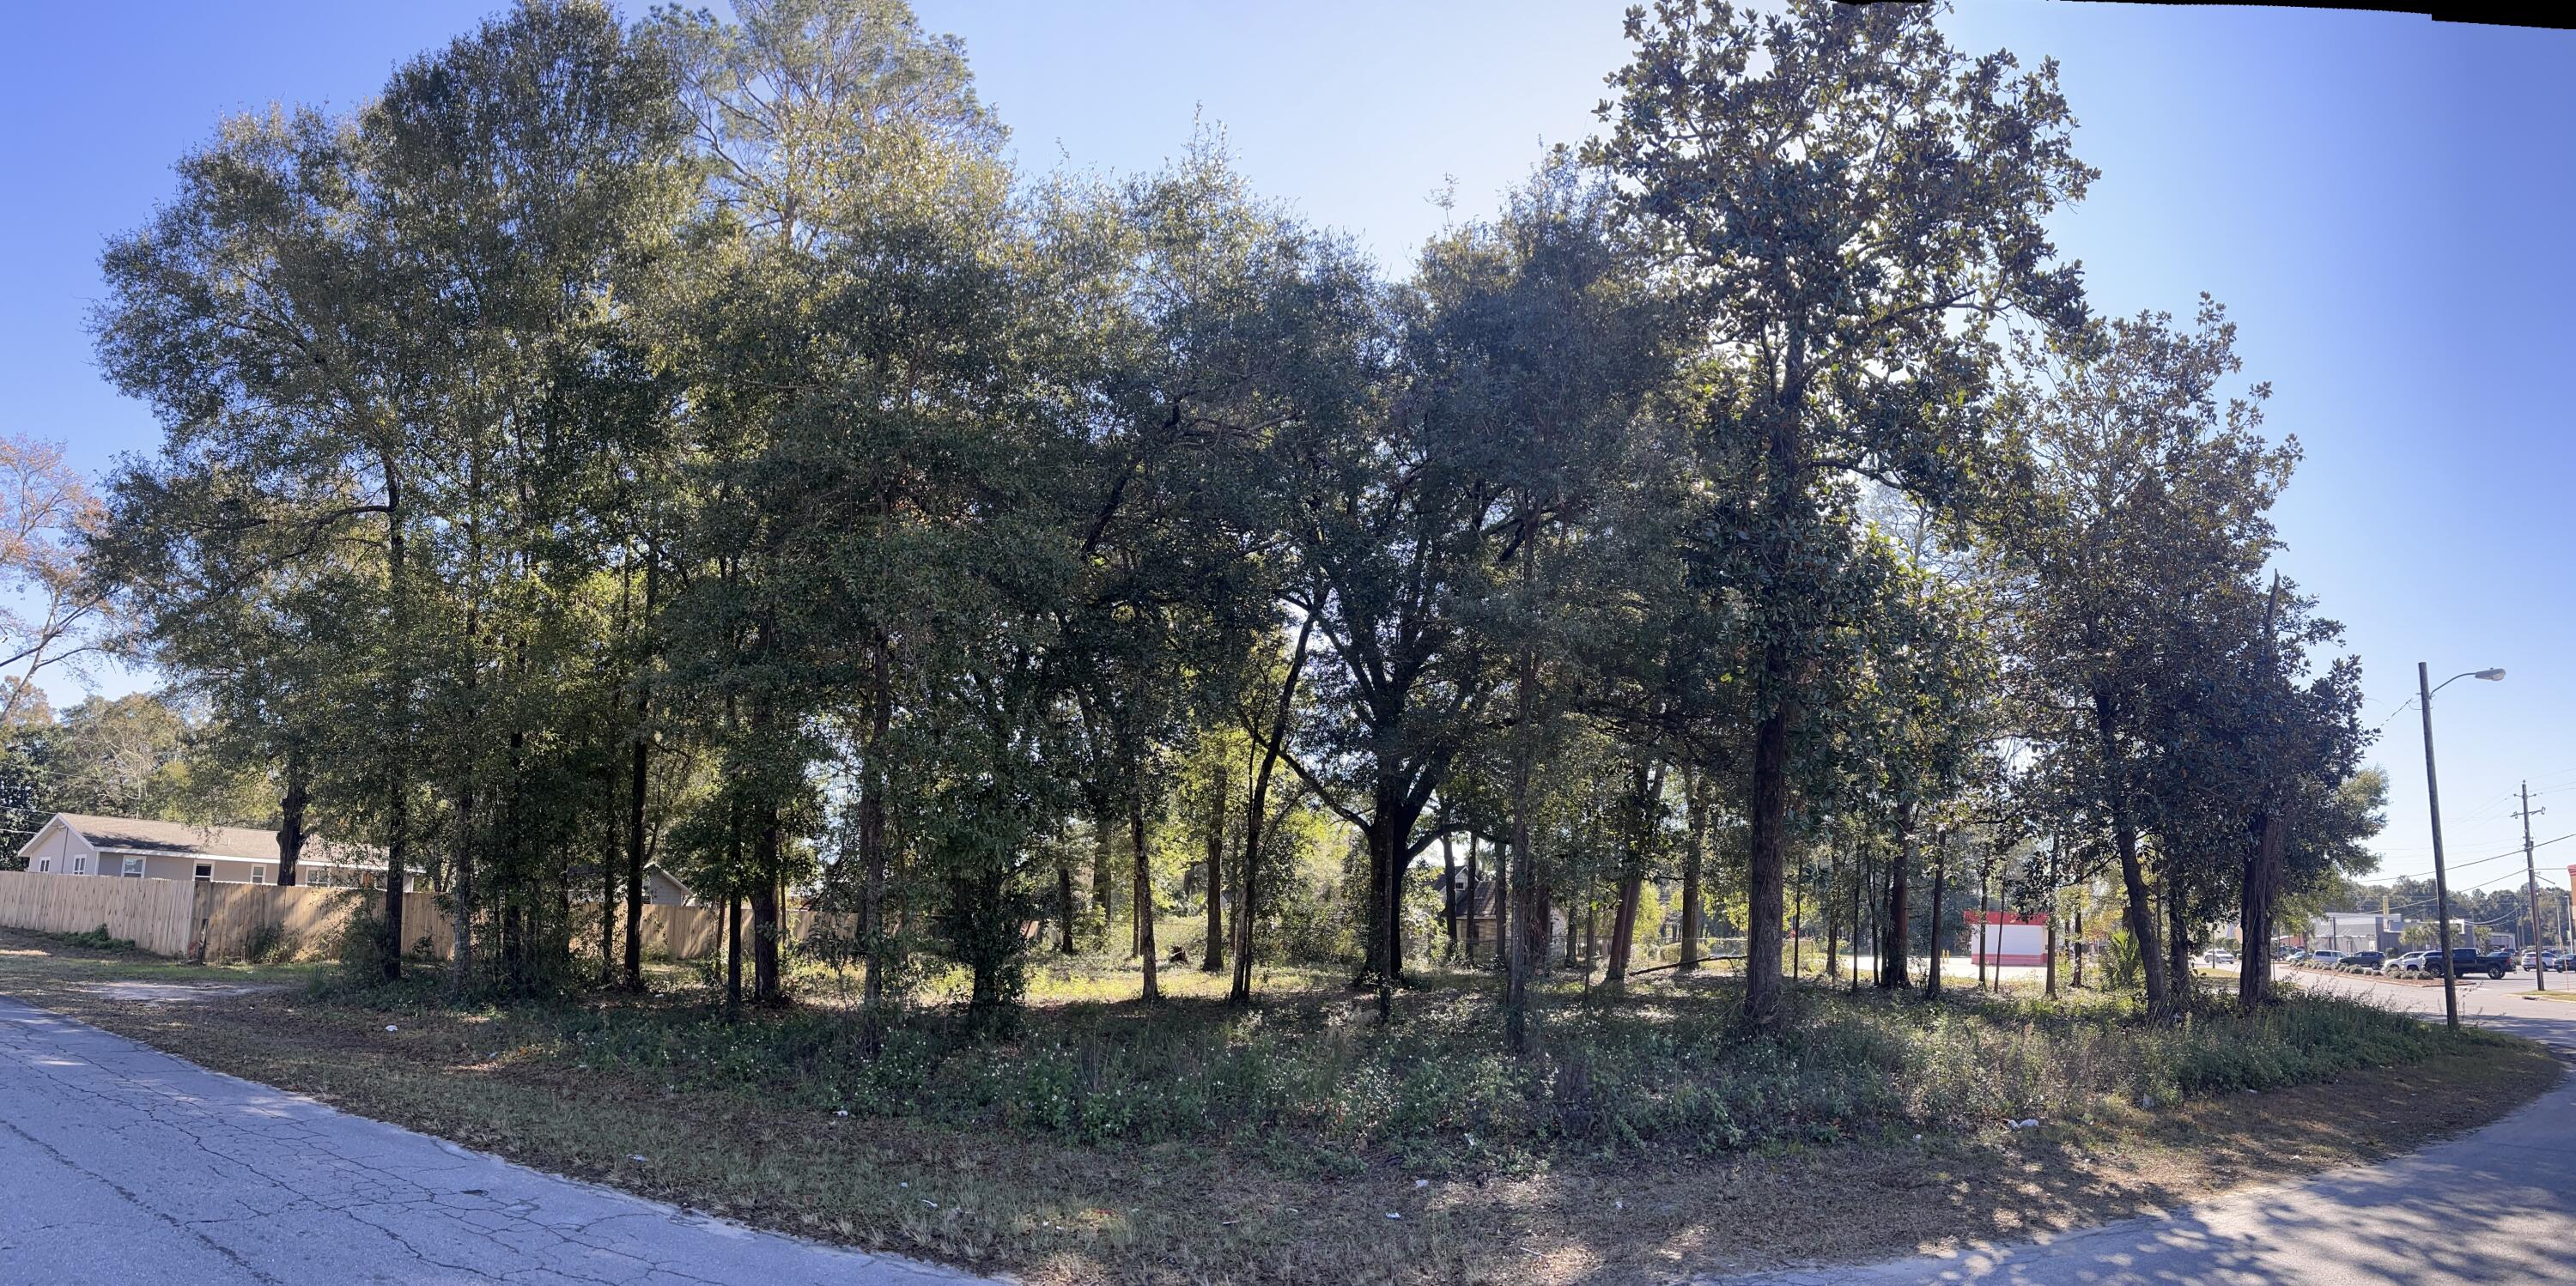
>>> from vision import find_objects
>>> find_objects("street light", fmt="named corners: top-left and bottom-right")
top-left (2419, 662), bottom-right (2505, 1032)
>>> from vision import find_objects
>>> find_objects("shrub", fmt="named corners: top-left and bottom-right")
top-left (332, 911), bottom-right (401, 986)
top-left (62, 925), bottom-right (142, 953)
top-left (242, 920), bottom-right (296, 964)
top-left (2104, 929), bottom-right (2144, 991)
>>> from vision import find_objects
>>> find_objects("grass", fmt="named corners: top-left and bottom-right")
top-left (0, 924), bottom-right (2557, 1285)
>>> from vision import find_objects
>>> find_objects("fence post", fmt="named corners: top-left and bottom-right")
top-left (187, 881), bottom-right (215, 962)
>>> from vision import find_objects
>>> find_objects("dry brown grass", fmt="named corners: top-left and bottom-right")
top-left (0, 925), bottom-right (2555, 1285)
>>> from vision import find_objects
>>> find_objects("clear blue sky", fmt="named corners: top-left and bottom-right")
top-left (6, 2), bottom-right (2570, 889)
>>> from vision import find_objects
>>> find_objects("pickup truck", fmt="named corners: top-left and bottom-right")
top-left (2418, 947), bottom-right (2512, 980)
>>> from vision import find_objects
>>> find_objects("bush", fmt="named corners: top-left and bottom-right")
top-left (332, 911), bottom-right (401, 986)
top-left (241, 920), bottom-right (297, 964)
top-left (1262, 883), bottom-right (1352, 966)
top-left (2104, 929), bottom-right (2144, 991)
top-left (61, 925), bottom-right (142, 953)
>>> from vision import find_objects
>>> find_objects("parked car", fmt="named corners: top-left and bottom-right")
top-left (2419, 947), bottom-right (2510, 980)
top-left (2344, 950), bottom-right (2385, 970)
top-left (2311, 950), bottom-right (2345, 968)
top-left (2388, 951), bottom-right (2428, 974)
top-left (2520, 949), bottom-right (2575, 972)
top-left (2285, 948), bottom-right (2309, 963)
top-left (2202, 948), bottom-right (2238, 968)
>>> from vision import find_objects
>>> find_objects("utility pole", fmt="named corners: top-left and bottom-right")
top-left (2517, 781), bottom-right (2546, 992)
top-left (2419, 662), bottom-right (2460, 1031)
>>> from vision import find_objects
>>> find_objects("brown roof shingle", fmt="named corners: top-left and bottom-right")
top-left (50, 813), bottom-right (384, 870)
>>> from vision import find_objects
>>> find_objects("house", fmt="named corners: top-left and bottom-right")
top-left (15, 812), bottom-right (386, 887)
top-left (566, 860), bottom-right (697, 907)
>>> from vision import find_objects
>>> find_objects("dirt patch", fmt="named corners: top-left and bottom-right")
top-left (77, 980), bottom-right (289, 1004)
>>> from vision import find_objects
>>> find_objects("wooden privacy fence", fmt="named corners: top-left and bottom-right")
top-left (187, 881), bottom-right (453, 964)
top-left (633, 905), bottom-right (861, 963)
top-left (0, 869), bottom-right (854, 965)
top-left (0, 870), bottom-right (200, 956)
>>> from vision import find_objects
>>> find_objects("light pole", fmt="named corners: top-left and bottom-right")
top-left (2517, 781), bottom-right (2545, 992)
top-left (2419, 662), bottom-right (2505, 1032)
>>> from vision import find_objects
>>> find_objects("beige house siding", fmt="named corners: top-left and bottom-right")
top-left (647, 868), bottom-right (692, 906)
top-left (109, 853), bottom-right (270, 883)
top-left (16, 815), bottom-right (383, 887)
top-left (21, 823), bottom-right (85, 874)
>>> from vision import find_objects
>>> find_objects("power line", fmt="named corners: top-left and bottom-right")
top-left (2355, 832), bottom-right (2576, 885)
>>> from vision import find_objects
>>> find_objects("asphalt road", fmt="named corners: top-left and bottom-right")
top-left (0, 996), bottom-right (994, 1286)
top-left (1712, 968), bottom-right (2576, 1285)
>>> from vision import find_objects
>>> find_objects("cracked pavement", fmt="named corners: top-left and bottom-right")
top-left (0, 996), bottom-right (1003, 1284)
top-left (1705, 973), bottom-right (2576, 1285)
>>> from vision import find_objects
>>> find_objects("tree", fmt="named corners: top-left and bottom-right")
top-left (655, 0), bottom-right (1016, 1015)
top-left (1591, 0), bottom-right (2092, 1031)
top-left (1988, 300), bottom-right (2297, 1016)
top-left (93, 98), bottom-right (429, 975)
top-left (0, 436), bottom-right (113, 726)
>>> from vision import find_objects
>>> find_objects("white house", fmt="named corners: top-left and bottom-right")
top-left (15, 812), bottom-right (386, 887)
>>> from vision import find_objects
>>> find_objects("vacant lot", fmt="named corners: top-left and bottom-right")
top-left (0, 927), bottom-right (2555, 1285)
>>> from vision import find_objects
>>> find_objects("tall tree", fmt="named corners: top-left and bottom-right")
top-left (1988, 300), bottom-right (2295, 1016)
top-left (1592, 0), bottom-right (2092, 1030)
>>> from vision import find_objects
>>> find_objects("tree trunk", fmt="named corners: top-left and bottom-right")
top-left (1465, 834), bottom-right (1482, 966)
top-left (2073, 907), bottom-right (2085, 988)
top-left (2045, 903), bottom-right (2059, 998)
top-left (1791, 870), bottom-right (1805, 979)
top-left (623, 729), bottom-right (647, 989)
top-left (1440, 832), bottom-right (1459, 963)
top-left (598, 815), bottom-right (617, 987)
top-left (1568, 880), bottom-right (1586, 969)
top-left (860, 639), bottom-right (892, 1045)
top-left (1097, 808), bottom-right (1122, 956)
top-left (750, 810), bottom-right (781, 1005)
top-left (1504, 504), bottom-right (1542, 1048)
top-left (1505, 631), bottom-right (1538, 1047)
top-left (450, 783), bottom-right (476, 996)
top-left (1580, 879), bottom-right (1596, 969)
top-left (1977, 867), bottom-right (1990, 991)
top-left (722, 803), bottom-right (742, 1011)
top-left (1234, 620), bottom-right (1309, 1005)
top-left (2238, 575), bottom-right (2287, 1008)
top-left (1825, 849), bottom-right (1842, 982)
top-left (1056, 860), bottom-right (1077, 954)
top-left (2239, 810), bottom-right (2285, 1006)
top-left (1095, 804), bottom-right (1118, 949)
top-left (1203, 759), bottom-right (1227, 973)
top-left (1743, 640), bottom-right (1794, 1030)
top-left (1132, 790), bottom-right (1158, 1003)
top-left (1925, 830), bottom-right (1947, 998)
top-left (2096, 690), bottom-right (2172, 1014)
top-left (1879, 810), bottom-right (1913, 988)
top-left (379, 476), bottom-right (408, 982)
top-left (724, 890), bottom-right (742, 1012)
top-left (1608, 866), bottom-right (1643, 985)
top-left (2166, 875), bottom-right (2191, 1011)
top-left (1850, 854), bottom-right (1863, 996)
top-left (276, 755), bottom-right (307, 888)
top-left (1533, 879), bottom-right (1553, 974)
top-left (1678, 768), bottom-right (1704, 973)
